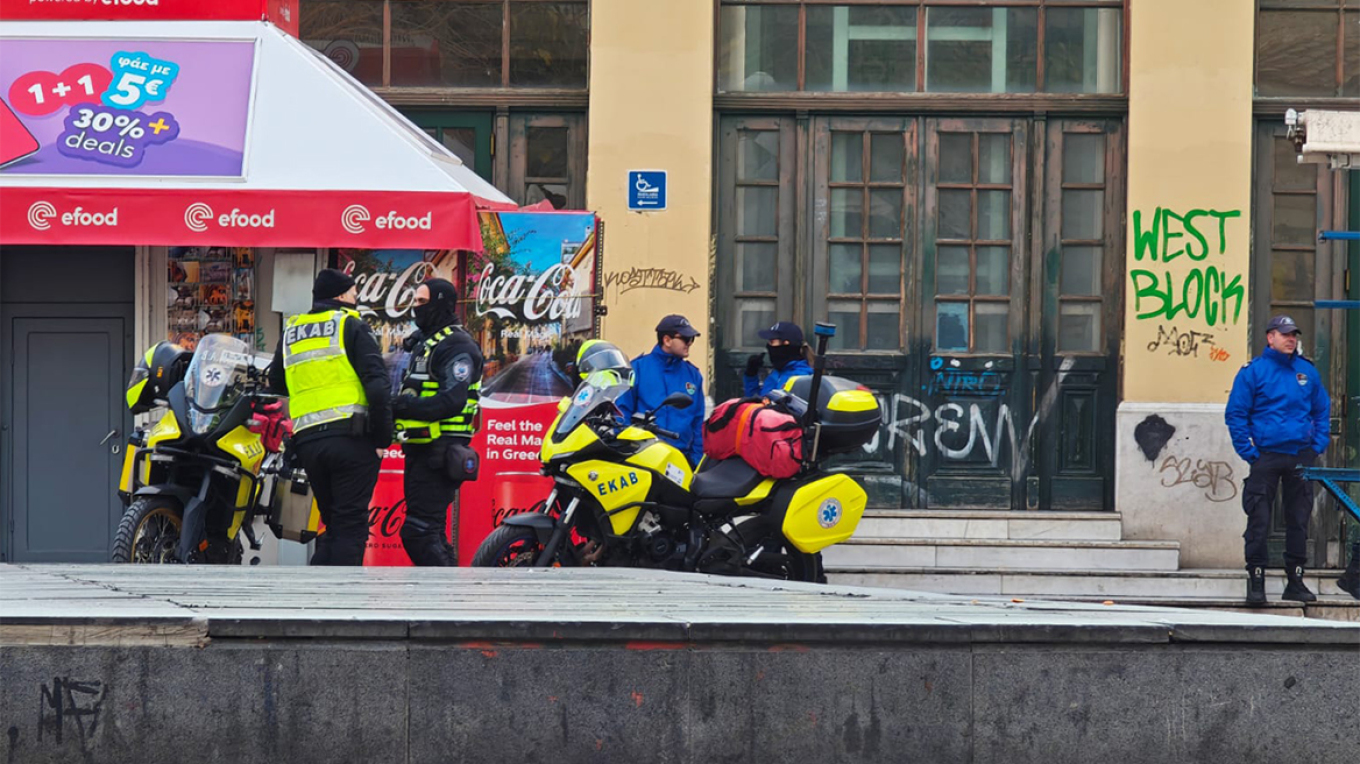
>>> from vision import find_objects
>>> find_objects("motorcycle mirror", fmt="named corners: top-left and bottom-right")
top-left (661, 392), bottom-right (693, 410)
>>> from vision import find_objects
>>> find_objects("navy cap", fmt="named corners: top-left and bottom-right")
top-left (656, 314), bottom-right (700, 338)
top-left (1266, 315), bottom-right (1301, 335)
top-left (758, 321), bottom-right (805, 344)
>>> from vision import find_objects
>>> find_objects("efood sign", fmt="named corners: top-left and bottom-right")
top-left (627, 170), bottom-right (666, 212)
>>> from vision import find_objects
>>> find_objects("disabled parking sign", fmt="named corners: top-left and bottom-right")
top-left (627, 170), bottom-right (666, 211)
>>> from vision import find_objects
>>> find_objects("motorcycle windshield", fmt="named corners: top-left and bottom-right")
top-left (184, 334), bottom-right (253, 435)
top-left (553, 372), bottom-right (631, 439)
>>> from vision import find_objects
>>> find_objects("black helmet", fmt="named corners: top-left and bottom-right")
top-left (126, 341), bottom-right (192, 414)
top-left (575, 340), bottom-right (632, 383)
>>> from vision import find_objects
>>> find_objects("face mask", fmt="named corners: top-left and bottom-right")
top-left (413, 301), bottom-right (450, 334)
top-left (766, 343), bottom-right (802, 370)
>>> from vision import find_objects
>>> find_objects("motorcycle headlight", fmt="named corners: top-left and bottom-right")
top-left (188, 409), bottom-right (216, 435)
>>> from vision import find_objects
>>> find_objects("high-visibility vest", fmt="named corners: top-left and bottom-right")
top-left (394, 326), bottom-right (480, 444)
top-left (282, 309), bottom-right (368, 433)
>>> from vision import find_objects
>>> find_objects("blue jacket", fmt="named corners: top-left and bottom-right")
top-left (744, 358), bottom-right (814, 397)
top-left (616, 345), bottom-right (705, 466)
top-left (1225, 346), bottom-right (1330, 462)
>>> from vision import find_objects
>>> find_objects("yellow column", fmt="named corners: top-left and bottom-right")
top-left (586, 0), bottom-right (714, 370)
top-left (1123, 0), bottom-right (1256, 402)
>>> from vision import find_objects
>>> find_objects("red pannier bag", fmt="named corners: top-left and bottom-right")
top-left (703, 398), bottom-right (804, 479)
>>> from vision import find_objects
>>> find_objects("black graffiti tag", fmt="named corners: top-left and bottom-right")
top-left (603, 268), bottom-right (700, 295)
top-left (1146, 325), bottom-right (1218, 358)
top-left (37, 677), bottom-right (106, 746)
top-left (1158, 456), bottom-right (1238, 503)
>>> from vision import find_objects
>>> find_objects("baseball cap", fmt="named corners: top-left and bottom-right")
top-left (656, 314), bottom-right (700, 338)
top-left (757, 321), bottom-right (805, 345)
top-left (1266, 315), bottom-right (1301, 335)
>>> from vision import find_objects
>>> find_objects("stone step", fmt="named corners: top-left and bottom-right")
top-left (856, 509), bottom-right (1123, 541)
top-left (825, 537), bottom-right (1180, 571)
top-left (826, 567), bottom-right (1358, 603)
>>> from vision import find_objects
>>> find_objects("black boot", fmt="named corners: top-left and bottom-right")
top-left (1336, 555), bottom-right (1360, 600)
top-left (1282, 565), bottom-right (1317, 603)
top-left (1245, 566), bottom-right (1266, 606)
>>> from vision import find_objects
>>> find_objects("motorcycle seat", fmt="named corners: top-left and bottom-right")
top-left (691, 457), bottom-right (764, 500)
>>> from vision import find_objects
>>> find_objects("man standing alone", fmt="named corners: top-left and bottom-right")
top-left (1225, 316), bottom-right (1331, 605)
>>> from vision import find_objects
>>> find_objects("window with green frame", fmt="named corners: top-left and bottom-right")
top-left (299, 0), bottom-right (589, 89)
top-left (716, 0), bottom-right (1123, 94)
top-left (1256, 0), bottom-right (1359, 98)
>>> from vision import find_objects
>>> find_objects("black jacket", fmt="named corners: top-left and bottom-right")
top-left (268, 299), bottom-right (393, 446)
top-left (394, 323), bottom-right (483, 426)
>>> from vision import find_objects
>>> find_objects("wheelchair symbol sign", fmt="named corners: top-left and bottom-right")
top-left (628, 170), bottom-right (667, 211)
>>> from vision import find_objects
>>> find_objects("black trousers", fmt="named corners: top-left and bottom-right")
top-left (401, 439), bottom-right (461, 566)
top-left (1242, 450), bottom-right (1314, 569)
top-left (295, 435), bottom-right (380, 566)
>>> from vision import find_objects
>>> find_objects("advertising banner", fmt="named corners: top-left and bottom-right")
top-left (0, 1), bottom-right (298, 31)
top-left (1, 38), bottom-right (254, 176)
top-left (333, 212), bottom-right (600, 565)
top-left (457, 210), bottom-right (600, 561)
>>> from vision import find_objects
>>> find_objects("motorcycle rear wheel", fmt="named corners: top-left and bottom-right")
top-left (111, 496), bottom-right (183, 564)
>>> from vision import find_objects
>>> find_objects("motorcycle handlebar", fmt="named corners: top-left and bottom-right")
top-left (652, 426), bottom-right (680, 440)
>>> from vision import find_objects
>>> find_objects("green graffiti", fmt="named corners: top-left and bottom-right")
top-left (1132, 207), bottom-right (1241, 262)
top-left (1130, 267), bottom-right (1244, 326)
top-left (1130, 207), bottom-right (1244, 325)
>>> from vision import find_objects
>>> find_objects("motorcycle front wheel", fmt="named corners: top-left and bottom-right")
top-left (471, 524), bottom-right (547, 568)
top-left (111, 496), bottom-right (183, 564)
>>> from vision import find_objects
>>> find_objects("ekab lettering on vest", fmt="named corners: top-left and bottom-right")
top-left (596, 472), bottom-right (640, 496)
top-left (284, 319), bottom-right (340, 346)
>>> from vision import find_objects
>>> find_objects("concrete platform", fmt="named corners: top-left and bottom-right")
top-left (1, 564), bottom-right (1357, 764)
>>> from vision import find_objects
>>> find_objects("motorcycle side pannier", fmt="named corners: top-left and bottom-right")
top-left (782, 376), bottom-right (881, 455)
top-left (265, 469), bottom-right (320, 543)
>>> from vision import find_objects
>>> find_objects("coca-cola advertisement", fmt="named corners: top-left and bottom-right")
top-left (471, 210), bottom-right (600, 404)
top-left (330, 211), bottom-right (602, 565)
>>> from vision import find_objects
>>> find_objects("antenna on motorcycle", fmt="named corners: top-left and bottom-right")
top-left (803, 322), bottom-right (835, 461)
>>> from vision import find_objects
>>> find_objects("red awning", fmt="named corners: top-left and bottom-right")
top-left (0, 19), bottom-right (514, 251)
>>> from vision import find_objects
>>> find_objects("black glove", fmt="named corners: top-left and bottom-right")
top-left (744, 353), bottom-right (764, 377)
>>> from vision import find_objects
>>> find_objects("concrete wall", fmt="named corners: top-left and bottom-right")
top-left (1117, 0), bottom-right (1255, 561)
top-left (586, 0), bottom-right (715, 373)
top-left (1117, 403), bottom-right (1250, 568)
top-left (4, 640), bottom-right (1356, 764)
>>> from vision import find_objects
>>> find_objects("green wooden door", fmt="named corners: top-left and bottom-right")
top-left (403, 110), bottom-right (494, 182)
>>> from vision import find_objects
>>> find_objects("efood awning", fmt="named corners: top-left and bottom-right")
top-left (0, 20), bottom-right (514, 250)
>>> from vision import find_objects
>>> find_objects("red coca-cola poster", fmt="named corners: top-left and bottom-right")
top-left (335, 210), bottom-right (601, 565)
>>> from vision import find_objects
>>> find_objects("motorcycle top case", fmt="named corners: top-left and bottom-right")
top-left (769, 472), bottom-right (867, 554)
top-left (782, 376), bottom-right (881, 455)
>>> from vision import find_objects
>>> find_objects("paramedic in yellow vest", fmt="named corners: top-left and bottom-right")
top-left (267, 269), bottom-right (393, 566)
top-left (393, 278), bottom-right (483, 566)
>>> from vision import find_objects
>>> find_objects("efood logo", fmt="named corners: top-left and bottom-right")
top-left (341, 203), bottom-right (431, 234)
top-left (184, 202), bottom-right (213, 232)
top-left (341, 204), bottom-right (370, 234)
top-left (184, 202), bottom-right (276, 232)
top-left (28, 200), bottom-right (119, 230)
top-left (28, 201), bottom-right (56, 231)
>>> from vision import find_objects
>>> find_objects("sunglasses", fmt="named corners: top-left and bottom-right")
top-left (669, 334), bottom-right (696, 345)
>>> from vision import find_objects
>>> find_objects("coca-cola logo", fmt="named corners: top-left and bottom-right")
top-left (368, 499), bottom-right (406, 539)
top-left (491, 497), bottom-right (549, 528)
top-left (474, 262), bottom-right (585, 323)
top-left (344, 260), bottom-right (437, 321)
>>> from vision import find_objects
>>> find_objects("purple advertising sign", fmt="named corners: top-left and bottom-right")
top-left (0, 39), bottom-right (254, 177)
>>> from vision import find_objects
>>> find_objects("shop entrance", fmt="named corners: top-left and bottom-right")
top-left (1, 246), bottom-right (134, 562)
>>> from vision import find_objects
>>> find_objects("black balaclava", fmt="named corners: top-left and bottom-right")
top-left (766, 342), bottom-right (803, 371)
top-left (413, 278), bottom-right (459, 334)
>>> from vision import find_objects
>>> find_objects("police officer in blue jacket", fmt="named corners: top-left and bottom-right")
top-left (1225, 315), bottom-right (1331, 605)
top-left (616, 315), bottom-right (705, 467)
top-left (744, 321), bottom-right (814, 397)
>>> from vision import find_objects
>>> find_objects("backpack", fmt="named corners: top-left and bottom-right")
top-left (704, 398), bottom-right (804, 479)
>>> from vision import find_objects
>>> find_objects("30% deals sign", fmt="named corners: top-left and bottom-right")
top-left (8, 51), bottom-right (183, 168)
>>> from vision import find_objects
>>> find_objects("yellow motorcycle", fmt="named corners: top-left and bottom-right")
top-left (112, 334), bottom-right (316, 564)
top-left (471, 323), bottom-right (880, 582)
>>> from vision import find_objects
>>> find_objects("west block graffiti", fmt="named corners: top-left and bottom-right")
top-left (1129, 207), bottom-right (1245, 326)
top-left (1157, 455), bottom-right (1238, 503)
